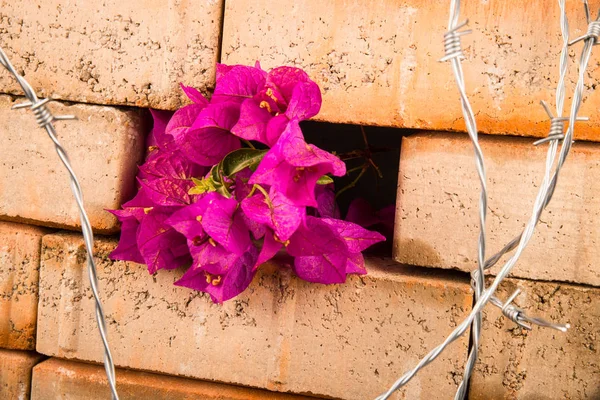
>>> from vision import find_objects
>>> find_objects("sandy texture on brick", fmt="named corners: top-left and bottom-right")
top-left (32, 358), bottom-right (315, 400)
top-left (0, 222), bottom-right (48, 350)
top-left (470, 278), bottom-right (600, 399)
top-left (0, 0), bottom-right (222, 109)
top-left (0, 95), bottom-right (145, 233)
top-left (0, 349), bottom-right (44, 399)
top-left (37, 232), bottom-right (472, 399)
top-left (222, 0), bottom-right (600, 140)
top-left (394, 132), bottom-right (600, 287)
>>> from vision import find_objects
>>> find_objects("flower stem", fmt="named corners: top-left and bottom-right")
top-left (242, 139), bottom-right (256, 149)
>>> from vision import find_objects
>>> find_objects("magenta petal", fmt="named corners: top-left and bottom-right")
top-left (265, 114), bottom-right (289, 147)
top-left (266, 66), bottom-right (310, 105)
top-left (179, 83), bottom-right (209, 106)
top-left (293, 253), bottom-right (347, 284)
top-left (216, 63), bottom-right (236, 82)
top-left (255, 232), bottom-right (281, 269)
top-left (176, 102), bottom-right (241, 166)
top-left (109, 216), bottom-right (144, 264)
top-left (165, 201), bottom-right (208, 241)
top-left (137, 212), bottom-right (190, 273)
top-left (138, 177), bottom-right (194, 207)
top-left (147, 109), bottom-right (174, 152)
top-left (241, 187), bottom-right (304, 241)
top-left (230, 98), bottom-right (272, 143)
top-left (286, 81), bottom-right (322, 121)
top-left (201, 195), bottom-right (251, 255)
top-left (287, 216), bottom-right (347, 257)
top-left (139, 149), bottom-right (205, 183)
top-left (279, 120), bottom-right (345, 176)
top-left (175, 246), bottom-right (258, 303)
top-left (166, 104), bottom-right (206, 143)
top-left (345, 252), bottom-right (367, 275)
top-left (321, 218), bottom-right (386, 253)
top-left (212, 65), bottom-right (267, 104)
top-left (315, 183), bottom-right (340, 219)
top-left (251, 121), bottom-right (345, 207)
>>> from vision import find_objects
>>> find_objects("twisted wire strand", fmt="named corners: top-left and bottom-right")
top-left (439, 1), bottom-right (488, 398)
top-left (0, 47), bottom-right (120, 400)
top-left (377, 1), bottom-right (595, 398)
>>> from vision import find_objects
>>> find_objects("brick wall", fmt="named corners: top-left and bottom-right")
top-left (0, 1), bottom-right (598, 399)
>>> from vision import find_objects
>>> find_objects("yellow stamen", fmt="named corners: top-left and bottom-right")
top-left (266, 87), bottom-right (278, 103)
top-left (259, 100), bottom-right (273, 113)
top-left (211, 276), bottom-right (222, 286)
top-left (208, 238), bottom-right (217, 247)
top-left (148, 145), bottom-right (159, 152)
top-left (196, 215), bottom-right (203, 222)
top-left (143, 207), bottom-right (153, 214)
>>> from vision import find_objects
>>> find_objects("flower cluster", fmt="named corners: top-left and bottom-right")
top-left (110, 63), bottom-right (386, 303)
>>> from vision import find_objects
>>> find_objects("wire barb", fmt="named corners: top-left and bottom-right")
top-left (0, 46), bottom-right (120, 400)
top-left (533, 100), bottom-right (588, 146)
top-left (569, 1), bottom-right (600, 46)
top-left (440, 20), bottom-right (472, 62)
top-left (490, 289), bottom-right (570, 332)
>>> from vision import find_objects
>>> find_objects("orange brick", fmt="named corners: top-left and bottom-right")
top-left (0, 349), bottom-right (44, 399)
top-left (0, 0), bottom-right (222, 109)
top-left (222, 0), bottom-right (600, 141)
top-left (394, 132), bottom-right (600, 287)
top-left (0, 221), bottom-right (48, 350)
top-left (32, 358), bottom-right (315, 400)
top-left (0, 95), bottom-right (145, 233)
top-left (37, 232), bottom-right (472, 399)
top-left (470, 278), bottom-right (600, 399)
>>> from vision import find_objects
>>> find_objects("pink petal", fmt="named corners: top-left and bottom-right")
top-left (230, 98), bottom-right (273, 144)
top-left (137, 212), bottom-right (190, 273)
top-left (179, 83), bottom-right (209, 106)
top-left (285, 81), bottom-right (322, 121)
top-left (293, 253), bottom-right (347, 284)
top-left (321, 218), bottom-right (386, 253)
top-left (201, 195), bottom-right (251, 255)
top-left (255, 232), bottom-right (282, 269)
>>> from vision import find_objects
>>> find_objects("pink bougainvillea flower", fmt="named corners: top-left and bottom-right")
top-left (211, 64), bottom-right (267, 105)
top-left (250, 120), bottom-right (346, 207)
top-left (241, 186), bottom-right (304, 242)
top-left (146, 109), bottom-right (175, 157)
top-left (169, 102), bottom-right (241, 166)
top-left (165, 198), bottom-right (210, 242)
top-left (314, 183), bottom-right (340, 219)
top-left (287, 216), bottom-right (348, 283)
top-left (137, 150), bottom-right (205, 207)
top-left (200, 193), bottom-right (251, 256)
top-left (175, 245), bottom-right (258, 303)
top-left (136, 210), bottom-right (191, 274)
top-left (231, 66), bottom-right (322, 146)
top-left (287, 216), bottom-right (385, 283)
top-left (108, 209), bottom-right (145, 264)
top-left (179, 83), bottom-right (209, 106)
top-left (321, 218), bottom-right (385, 253)
top-left (255, 231), bottom-right (282, 269)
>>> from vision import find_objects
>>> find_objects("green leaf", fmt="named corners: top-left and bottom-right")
top-left (220, 148), bottom-right (267, 177)
top-left (316, 175), bottom-right (334, 185)
top-left (188, 177), bottom-right (217, 195)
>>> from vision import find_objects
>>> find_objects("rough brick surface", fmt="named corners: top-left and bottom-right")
top-left (0, 222), bottom-right (47, 350)
top-left (0, 95), bottom-right (145, 233)
top-left (32, 358), bottom-right (315, 400)
top-left (222, 0), bottom-right (600, 141)
top-left (37, 232), bottom-right (472, 399)
top-left (0, 349), bottom-right (44, 399)
top-left (394, 133), bottom-right (600, 287)
top-left (0, 0), bottom-right (222, 109)
top-left (470, 278), bottom-right (600, 399)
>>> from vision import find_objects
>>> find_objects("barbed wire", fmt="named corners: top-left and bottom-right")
top-left (0, 47), bottom-right (120, 399)
top-left (376, 0), bottom-right (598, 398)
